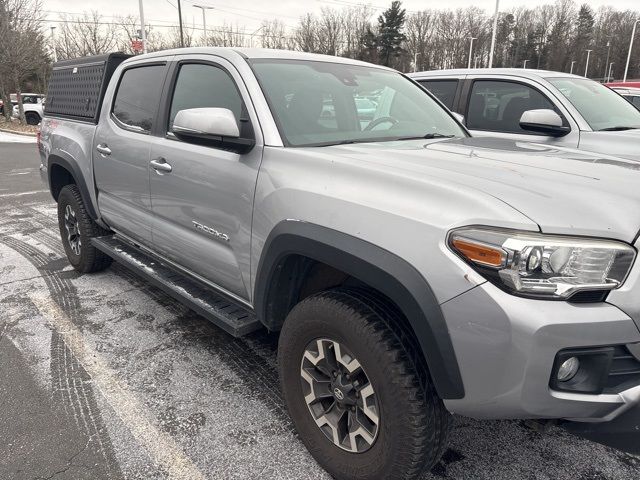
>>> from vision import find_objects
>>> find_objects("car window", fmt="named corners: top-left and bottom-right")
top-left (168, 64), bottom-right (243, 131)
top-left (112, 65), bottom-right (165, 133)
top-left (418, 80), bottom-right (458, 109)
top-left (548, 77), bottom-right (640, 131)
top-left (467, 80), bottom-right (557, 133)
top-left (251, 59), bottom-right (465, 147)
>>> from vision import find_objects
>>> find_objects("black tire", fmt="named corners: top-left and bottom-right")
top-left (25, 112), bottom-right (40, 125)
top-left (57, 184), bottom-right (112, 273)
top-left (278, 289), bottom-right (452, 480)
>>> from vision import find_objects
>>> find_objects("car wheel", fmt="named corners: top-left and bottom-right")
top-left (25, 112), bottom-right (40, 125)
top-left (57, 184), bottom-right (112, 273)
top-left (278, 289), bottom-right (452, 480)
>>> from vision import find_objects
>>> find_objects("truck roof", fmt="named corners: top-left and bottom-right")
top-left (410, 68), bottom-right (583, 80)
top-left (123, 47), bottom-right (394, 71)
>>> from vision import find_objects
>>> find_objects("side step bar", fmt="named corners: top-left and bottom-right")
top-left (92, 235), bottom-right (261, 337)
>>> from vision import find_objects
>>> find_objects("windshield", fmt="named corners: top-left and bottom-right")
top-left (548, 77), bottom-right (640, 131)
top-left (250, 59), bottom-right (466, 147)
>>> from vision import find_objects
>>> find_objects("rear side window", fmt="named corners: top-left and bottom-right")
top-left (168, 63), bottom-right (243, 130)
top-left (467, 80), bottom-right (556, 133)
top-left (112, 65), bottom-right (165, 133)
top-left (418, 80), bottom-right (458, 109)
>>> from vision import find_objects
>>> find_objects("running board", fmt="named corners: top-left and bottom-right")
top-left (91, 235), bottom-right (261, 337)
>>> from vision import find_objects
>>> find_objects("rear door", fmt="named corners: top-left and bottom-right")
top-left (148, 55), bottom-right (263, 301)
top-left (460, 76), bottom-right (579, 147)
top-left (93, 61), bottom-right (168, 245)
top-left (415, 78), bottom-right (463, 112)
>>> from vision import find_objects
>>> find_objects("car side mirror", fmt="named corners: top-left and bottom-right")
top-left (451, 112), bottom-right (465, 124)
top-left (172, 107), bottom-right (255, 153)
top-left (519, 109), bottom-right (570, 137)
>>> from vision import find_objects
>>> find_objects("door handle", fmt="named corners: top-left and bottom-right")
top-left (96, 143), bottom-right (111, 156)
top-left (150, 157), bottom-right (172, 174)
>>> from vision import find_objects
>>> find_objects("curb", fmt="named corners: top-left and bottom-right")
top-left (0, 127), bottom-right (38, 137)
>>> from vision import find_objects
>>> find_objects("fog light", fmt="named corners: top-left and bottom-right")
top-left (557, 357), bottom-right (580, 382)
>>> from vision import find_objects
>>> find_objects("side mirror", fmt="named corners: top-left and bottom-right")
top-left (451, 112), bottom-right (465, 124)
top-left (519, 109), bottom-right (570, 137)
top-left (172, 107), bottom-right (255, 153)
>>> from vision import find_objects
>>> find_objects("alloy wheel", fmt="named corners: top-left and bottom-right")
top-left (64, 204), bottom-right (81, 256)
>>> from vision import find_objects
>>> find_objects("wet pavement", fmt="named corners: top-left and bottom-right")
top-left (1, 140), bottom-right (639, 479)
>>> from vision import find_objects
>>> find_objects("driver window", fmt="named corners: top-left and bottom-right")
top-left (169, 64), bottom-right (243, 130)
top-left (467, 80), bottom-right (556, 133)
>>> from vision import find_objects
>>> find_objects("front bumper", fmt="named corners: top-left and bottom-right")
top-left (441, 281), bottom-right (640, 422)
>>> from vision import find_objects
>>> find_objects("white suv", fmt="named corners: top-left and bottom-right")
top-left (12, 93), bottom-right (45, 125)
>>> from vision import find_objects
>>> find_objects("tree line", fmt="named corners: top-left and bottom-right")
top-left (2, 0), bottom-right (640, 123)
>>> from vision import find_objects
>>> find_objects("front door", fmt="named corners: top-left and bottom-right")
top-left (94, 62), bottom-right (168, 245)
top-left (149, 57), bottom-right (262, 301)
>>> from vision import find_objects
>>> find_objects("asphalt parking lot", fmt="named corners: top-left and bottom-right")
top-left (1, 132), bottom-right (639, 480)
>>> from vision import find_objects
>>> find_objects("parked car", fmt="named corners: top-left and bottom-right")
top-left (40, 50), bottom-right (640, 480)
top-left (12, 92), bottom-right (45, 125)
top-left (409, 69), bottom-right (640, 161)
top-left (610, 86), bottom-right (640, 109)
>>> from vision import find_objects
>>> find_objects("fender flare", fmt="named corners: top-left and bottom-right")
top-left (47, 152), bottom-right (99, 220)
top-left (254, 220), bottom-right (465, 400)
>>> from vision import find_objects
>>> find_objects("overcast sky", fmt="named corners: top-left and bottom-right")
top-left (42, 0), bottom-right (640, 33)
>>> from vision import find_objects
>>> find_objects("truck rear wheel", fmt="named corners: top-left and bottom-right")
top-left (57, 184), bottom-right (112, 273)
top-left (278, 289), bottom-right (451, 480)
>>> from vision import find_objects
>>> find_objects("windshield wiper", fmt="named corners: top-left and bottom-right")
top-left (598, 126), bottom-right (638, 131)
top-left (396, 133), bottom-right (457, 141)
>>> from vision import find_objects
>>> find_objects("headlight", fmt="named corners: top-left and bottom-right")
top-left (448, 227), bottom-right (636, 299)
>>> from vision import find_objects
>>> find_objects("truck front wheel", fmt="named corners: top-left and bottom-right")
top-left (278, 289), bottom-right (451, 480)
top-left (57, 184), bottom-right (112, 273)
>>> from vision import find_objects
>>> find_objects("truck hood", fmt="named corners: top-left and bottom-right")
top-left (315, 137), bottom-right (640, 242)
top-left (579, 128), bottom-right (640, 162)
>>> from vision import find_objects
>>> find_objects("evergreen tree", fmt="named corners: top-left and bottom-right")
top-left (377, 1), bottom-right (407, 68)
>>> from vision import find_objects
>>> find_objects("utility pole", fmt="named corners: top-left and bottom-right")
top-left (603, 40), bottom-right (611, 83)
top-left (584, 49), bottom-right (592, 77)
top-left (413, 52), bottom-right (421, 72)
top-left (570, 60), bottom-right (576, 74)
top-left (50, 26), bottom-right (57, 62)
top-left (624, 19), bottom-right (640, 82)
top-left (467, 37), bottom-right (477, 69)
top-left (138, 0), bottom-right (147, 54)
top-left (488, 0), bottom-right (500, 68)
top-left (193, 4), bottom-right (213, 46)
top-left (177, 0), bottom-right (184, 48)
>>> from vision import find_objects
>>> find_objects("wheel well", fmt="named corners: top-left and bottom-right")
top-left (49, 163), bottom-right (76, 201)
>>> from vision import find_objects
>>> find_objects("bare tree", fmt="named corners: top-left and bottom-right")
top-left (260, 19), bottom-right (288, 49)
top-left (0, 0), bottom-right (48, 122)
top-left (54, 11), bottom-right (119, 59)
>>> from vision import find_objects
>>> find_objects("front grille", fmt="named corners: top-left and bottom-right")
top-left (604, 345), bottom-right (640, 393)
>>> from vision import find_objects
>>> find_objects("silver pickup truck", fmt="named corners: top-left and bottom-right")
top-left (40, 48), bottom-right (640, 480)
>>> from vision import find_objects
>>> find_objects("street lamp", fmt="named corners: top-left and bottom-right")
top-left (193, 4), bottom-right (213, 46)
top-left (608, 62), bottom-right (615, 82)
top-left (523, 59), bottom-right (529, 69)
top-left (467, 37), bottom-right (477, 69)
top-left (570, 60), bottom-right (576, 74)
top-left (624, 19), bottom-right (640, 82)
top-left (249, 25), bottom-right (264, 48)
top-left (50, 26), bottom-right (57, 62)
top-left (603, 40), bottom-right (611, 83)
top-left (584, 49), bottom-right (593, 77)
top-left (488, 0), bottom-right (500, 68)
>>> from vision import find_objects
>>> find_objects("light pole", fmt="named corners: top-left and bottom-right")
top-left (50, 26), bottom-right (57, 62)
top-left (177, 0), bottom-right (184, 48)
top-left (138, 0), bottom-right (147, 54)
top-left (603, 40), bottom-right (611, 83)
top-left (624, 19), bottom-right (640, 82)
top-left (608, 62), bottom-right (614, 82)
top-left (413, 51), bottom-right (421, 72)
top-left (249, 25), bottom-right (264, 48)
top-left (467, 37), bottom-right (477, 69)
top-left (523, 59), bottom-right (529, 68)
top-left (584, 49), bottom-right (593, 77)
top-left (570, 60), bottom-right (576, 74)
top-left (193, 4), bottom-right (213, 46)
top-left (488, 0), bottom-right (500, 68)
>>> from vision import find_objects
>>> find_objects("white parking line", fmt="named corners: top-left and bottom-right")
top-left (29, 293), bottom-right (207, 480)
top-left (0, 190), bottom-right (48, 198)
